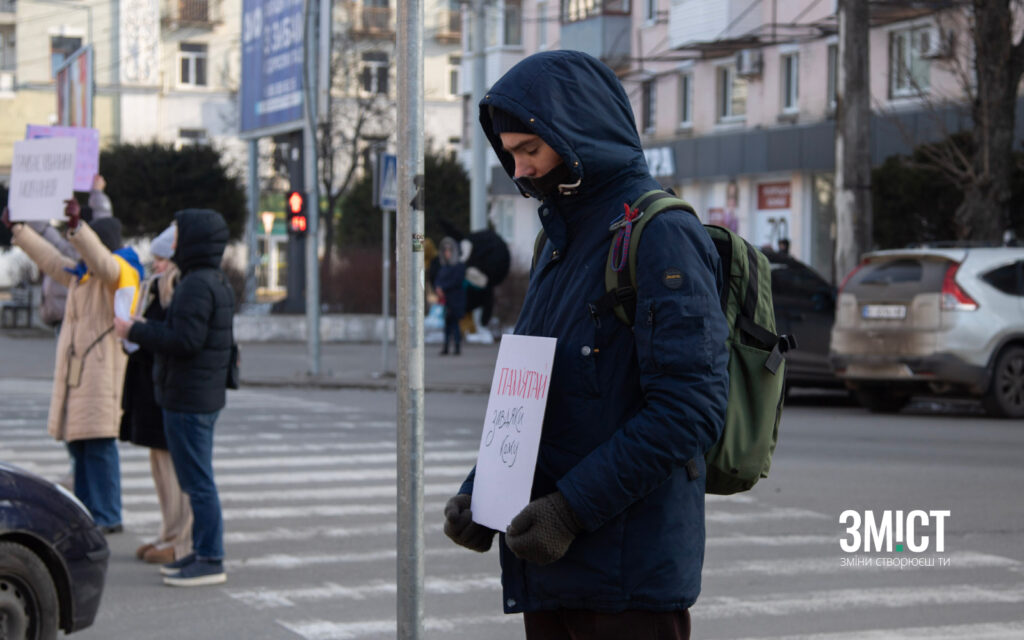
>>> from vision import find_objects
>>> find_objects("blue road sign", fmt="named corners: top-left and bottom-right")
top-left (379, 154), bottom-right (398, 211)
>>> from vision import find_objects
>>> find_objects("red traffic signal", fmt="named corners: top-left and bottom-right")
top-left (286, 191), bottom-right (307, 234)
top-left (287, 191), bottom-right (304, 215)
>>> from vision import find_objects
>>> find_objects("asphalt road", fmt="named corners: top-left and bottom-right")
top-left (2, 380), bottom-right (1024, 639)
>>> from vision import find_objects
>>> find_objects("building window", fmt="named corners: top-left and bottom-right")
top-left (717, 65), bottom-right (746, 121)
top-left (361, 51), bottom-right (389, 95)
top-left (448, 54), bottom-right (461, 97)
top-left (177, 128), bottom-right (208, 148)
top-left (827, 43), bottom-right (838, 112)
top-left (504, 0), bottom-right (522, 46)
top-left (179, 42), bottom-right (208, 87)
top-left (644, 0), bottom-right (656, 22)
top-left (781, 53), bottom-right (799, 112)
top-left (536, 1), bottom-right (547, 49)
top-left (679, 72), bottom-right (692, 127)
top-left (641, 78), bottom-right (656, 133)
top-left (1, 26), bottom-right (15, 71)
top-left (889, 25), bottom-right (931, 98)
top-left (51, 36), bottom-right (82, 78)
top-left (561, 0), bottom-right (630, 24)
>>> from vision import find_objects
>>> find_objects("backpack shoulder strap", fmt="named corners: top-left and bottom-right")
top-left (596, 190), bottom-right (697, 326)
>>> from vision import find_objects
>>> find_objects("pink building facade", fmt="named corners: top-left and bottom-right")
top-left (467, 0), bottom-right (994, 280)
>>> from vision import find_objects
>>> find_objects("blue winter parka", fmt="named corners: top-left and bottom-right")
top-left (461, 50), bottom-right (731, 614)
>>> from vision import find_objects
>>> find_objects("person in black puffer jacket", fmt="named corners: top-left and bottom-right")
top-left (115, 209), bottom-right (235, 588)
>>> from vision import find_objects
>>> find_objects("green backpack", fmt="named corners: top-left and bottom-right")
top-left (532, 190), bottom-right (791, 495)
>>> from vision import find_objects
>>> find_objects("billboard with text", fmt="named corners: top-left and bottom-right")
top-left (240, 0), bottom-right (305, 135)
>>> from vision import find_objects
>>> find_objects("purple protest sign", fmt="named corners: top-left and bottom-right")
top-left (25, 125), bottom-right (100, 192)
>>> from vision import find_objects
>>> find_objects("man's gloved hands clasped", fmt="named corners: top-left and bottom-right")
top-left (505, 491), bottom-right (583, 566)
top-left (443, 494), bottom-right (496, 552)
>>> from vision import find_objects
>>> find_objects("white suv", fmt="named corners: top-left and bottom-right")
top-left (830, 247), bottom-right (1024, 417)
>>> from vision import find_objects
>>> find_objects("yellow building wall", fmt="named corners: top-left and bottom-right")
top-left (0, 89), bottom-right (116, 180)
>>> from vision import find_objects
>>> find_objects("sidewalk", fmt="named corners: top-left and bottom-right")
top-left (0, 329), bottom-right (500, 394)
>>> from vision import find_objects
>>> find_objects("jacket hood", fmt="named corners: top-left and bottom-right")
top-left (438, 236), bottom-right (461, 265)
top-left (90, 217), bottom-right (123, 251)
top-left (479, 50), bottom-right (649, 200)
top-left (172, 209), bottom-right (228, 271)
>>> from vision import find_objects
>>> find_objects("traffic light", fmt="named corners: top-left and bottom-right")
top-left (286, 190), bottom-right (307, 234)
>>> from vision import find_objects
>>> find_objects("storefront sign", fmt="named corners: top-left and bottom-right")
top-left (758, 182), bottom-right (791, 209)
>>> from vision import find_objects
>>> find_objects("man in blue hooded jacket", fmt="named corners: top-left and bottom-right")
top-left (442, 51), bottom-right (730, 638)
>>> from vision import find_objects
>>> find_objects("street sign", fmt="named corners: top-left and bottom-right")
top-left (379, 153), bottom-right (398, 212)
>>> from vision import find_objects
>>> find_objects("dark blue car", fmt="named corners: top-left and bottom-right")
top-left (0, 462), bottom-right (108, 639)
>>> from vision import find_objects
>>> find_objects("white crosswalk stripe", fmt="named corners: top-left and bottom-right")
top-left (3, 385), bottom-right (1023, 640)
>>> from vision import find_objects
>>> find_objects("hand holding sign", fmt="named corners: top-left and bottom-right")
top-left (471, 334), bottom-right (557, 532)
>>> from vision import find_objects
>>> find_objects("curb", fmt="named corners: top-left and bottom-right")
top-left (238, 377), bottom-right (491, 395)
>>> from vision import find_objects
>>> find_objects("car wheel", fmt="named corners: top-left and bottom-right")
top-left (853, 386), bottom-right (911, 414)
top-left (0, 542), bottom-right (59, 640)
top-left (983, 345), bottom-right (1024, 418)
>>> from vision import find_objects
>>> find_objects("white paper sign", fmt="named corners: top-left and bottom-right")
top-left (114, 286), bottom-right (140, 354)
top-left (25, 125), bottom-right (101, 192)
top-left (9, 138), bottom-right (77, 222)
top-left (471, 334), bottom-right (557, 532)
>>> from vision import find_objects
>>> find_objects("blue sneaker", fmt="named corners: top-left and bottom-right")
top-left (162, 558), bottom-right (226, 587)
top-left (159, 553), bottom-right (195, 576)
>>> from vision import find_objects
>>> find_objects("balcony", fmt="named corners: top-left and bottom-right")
top-left (560, 14), bottom-right (631, 70)
top-left (436, 10), bottom-right (461, 44)
top-left (162, 0), bottom-right (219, 30)
top-left (349, 2), bottom-right (394, 38)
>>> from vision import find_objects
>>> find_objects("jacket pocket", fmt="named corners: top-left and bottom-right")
top-left (636, 294), bottom-right (712, 376)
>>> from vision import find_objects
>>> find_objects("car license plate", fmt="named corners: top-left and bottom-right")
top-left (861, 304), bottom-right (907, 319)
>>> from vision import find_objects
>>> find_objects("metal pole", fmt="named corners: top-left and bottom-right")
top-left (245, 139), bottom-right (259, 304)
top-left (304, 0), bottom-right (322, 376)
top-left (381, 207), bottom-right (390, 374)
top-left (835, 0), bottom-right (872, 283)
top-left (396, 0), bottom-right (425, 633)
top-left (469, 0), bottom-right (488, 231)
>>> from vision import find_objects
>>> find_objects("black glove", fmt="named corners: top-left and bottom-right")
top-left (505, 492), bottom-right (583, 566)
top-left (443, 494), bottom-right (496, 552)
top-left (64, 199), bottom-right (81, 230)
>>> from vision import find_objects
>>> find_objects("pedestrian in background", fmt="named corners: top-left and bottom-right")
top-left (443, 50), bottom-right (729, 639)
top-left (115, 209), bottom-right (234, 587)
top-left (3, 198), bottom-right (143, 534)
top-left (434, 236), bottom-right (467, 356)
top-left (119, 223), bottom-right (193, 565)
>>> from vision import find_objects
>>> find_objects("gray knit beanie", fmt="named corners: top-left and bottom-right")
top-left (150, 224), bottom-right (176, 259)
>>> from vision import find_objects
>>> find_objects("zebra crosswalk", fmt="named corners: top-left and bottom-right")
top-left (2, 379), bottom-right (1023, 639)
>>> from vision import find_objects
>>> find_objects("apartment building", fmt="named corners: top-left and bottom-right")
top-left (0, 0), bottom-right (462, 182)
top-left (468, 0), bottom-right (1007, 280)
top-left (0, 0), bottom-right (246, 174)
top-left (0, 0), bottom-right (462, 290)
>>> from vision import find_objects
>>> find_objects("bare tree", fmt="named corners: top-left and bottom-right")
top-left (316, 16), bottom-right (397, 290)
top-left (956, 0), bottom-right (1024, 241)
top-left (884, 1), bottom-right (1024, 243)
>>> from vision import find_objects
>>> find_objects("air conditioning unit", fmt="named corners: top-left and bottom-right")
top-left (922, 26), bottom-right (954, 59)
top-left (736, 49), bottom-right (763, 77)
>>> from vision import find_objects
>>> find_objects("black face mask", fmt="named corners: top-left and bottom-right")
top-left (516, 163), bottom-right (577, 199)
